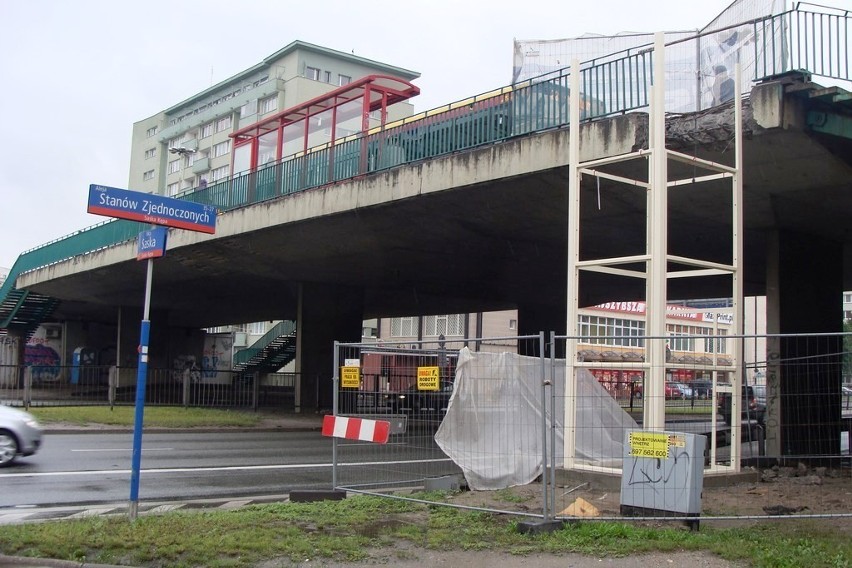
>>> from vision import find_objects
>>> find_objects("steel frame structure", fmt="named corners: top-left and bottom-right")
top-left (564, 35), bottom-right (745, 474)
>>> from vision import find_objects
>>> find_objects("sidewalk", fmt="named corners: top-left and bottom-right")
top-left (41, 410), bottom-right (326, 434)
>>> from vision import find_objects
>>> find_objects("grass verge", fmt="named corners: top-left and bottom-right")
top-left (28, 406), bottom-right (264, 428)
top-left (1, 494), bottom-right (849, 568)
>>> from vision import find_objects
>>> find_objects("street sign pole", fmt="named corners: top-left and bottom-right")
top-left (129, 256), bottom-right (154, 520)
top-left (87, 183), bottom-right (216, 520)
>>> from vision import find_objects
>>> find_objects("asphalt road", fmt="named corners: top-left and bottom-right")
top-left (0, 431), bottom-right (340, 508)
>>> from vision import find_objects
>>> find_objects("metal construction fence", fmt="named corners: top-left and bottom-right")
top-left (0, 365), bottom-right (297, 411)
top-left (331, 332), bottom-right (852, 524)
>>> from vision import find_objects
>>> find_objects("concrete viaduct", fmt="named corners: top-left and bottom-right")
top-left (14, 73), bottom-right (852, 456)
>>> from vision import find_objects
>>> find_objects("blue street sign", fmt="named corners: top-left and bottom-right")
top-left (88, 184), bottom-right (217, 234)
top-left (137, 227), bottom-right (168, 260)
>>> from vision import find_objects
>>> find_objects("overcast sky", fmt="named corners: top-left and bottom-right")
top-left (0, 0), bottom-right (838, 271)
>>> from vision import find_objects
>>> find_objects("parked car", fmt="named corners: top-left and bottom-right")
top-left (671, 381), bottom-right (693, 399)
top-left (389, 382), bottom-right (455, 415)
top-left (717, 385), bottom-right (765, 425)
top-left (0, 405), bottom-right (43, 466)
top-left (842, 385), bottom-right (852, 396)
top-left (691, 380), bottom-right (713, 399)
top-left (664, 382), bottom-right (683, 399)
top-left (630, 382), bottom-right (683, 400)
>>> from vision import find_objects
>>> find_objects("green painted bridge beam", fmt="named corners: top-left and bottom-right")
top-left (807, 110), bottom-right (852, 140)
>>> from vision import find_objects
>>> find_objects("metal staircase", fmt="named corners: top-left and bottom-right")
top-left (0, 285), bottom-right (59, 340)
top-left (232, 320), bottom-right (297, 374)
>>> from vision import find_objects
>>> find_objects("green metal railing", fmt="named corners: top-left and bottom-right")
top-left (233, 320), bottom-right (297, 370)
top-left (2, 6), bottom-right (849, 332)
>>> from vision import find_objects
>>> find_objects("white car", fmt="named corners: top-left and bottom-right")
top-left (0, 405), bottom-right (43, 466)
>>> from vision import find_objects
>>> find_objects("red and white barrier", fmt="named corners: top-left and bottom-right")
top-left (321, 415), bottom-right (390, 444)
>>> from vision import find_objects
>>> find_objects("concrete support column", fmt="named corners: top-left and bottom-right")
top-left (295, 283), bottom-right (364, 413)
top-left (11, 331), bottom-right (26, 389)
top-left (766, 230), bottom-right (842, 460)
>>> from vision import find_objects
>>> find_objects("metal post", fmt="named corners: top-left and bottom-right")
top-left (182, 367), bottom-right (190, 408)
top-left (646, 33), bottom-right (668, 432)
top-left (539, 331), bottom-right (549, 521)
top-left (332, 341), bottom-right (340, 489)
top-left (129, 258), bottom-right (154, 520)
top-left (564, 58), bottom-right (582, 470)
top-left (252, 372), bottom-right (260, 411)
top-left (730, 62), bottom-right (745, 470)
top-left (23, 366), bottom-right (31, 410)
top-left (549, 331), bottom-right (557, 518)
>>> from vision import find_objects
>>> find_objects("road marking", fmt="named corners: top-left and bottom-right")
top-left (0, 458), bottom-right (453, 478)
top-left (70, 448), bottom-right (175, 452)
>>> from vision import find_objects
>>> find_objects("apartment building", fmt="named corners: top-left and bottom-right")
top-left (128, 40), bottom-right (419, 197)
top-left (377, 311), bottom-right (519, 352)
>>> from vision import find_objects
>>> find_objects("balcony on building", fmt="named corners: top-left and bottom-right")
top-left (192, 157), bottom-right (211, 174)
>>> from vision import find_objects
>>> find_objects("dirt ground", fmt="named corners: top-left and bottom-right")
top-left (445, 463), bottom-right (852, 523)
top-left (264, 464), bottom-right (850, 568)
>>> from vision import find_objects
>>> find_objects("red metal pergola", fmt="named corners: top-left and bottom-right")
top-left (229, 74), bottom-right (420, 171)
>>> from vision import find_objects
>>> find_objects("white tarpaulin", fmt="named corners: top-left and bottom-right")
top-left (511, 0), bottom-right (786, 112)
top-left (435, 348), bottom-right (638, 490)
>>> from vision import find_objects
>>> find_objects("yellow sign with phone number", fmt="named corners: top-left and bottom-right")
top-left (628, 431), bottom-right (670, 459)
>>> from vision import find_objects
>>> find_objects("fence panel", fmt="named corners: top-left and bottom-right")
top-left (0, 366), bottom-right (297, 411)
top-left (331, 335), bottom-right (550, 517)
top-left (329, 332), bottom-right (850, 524)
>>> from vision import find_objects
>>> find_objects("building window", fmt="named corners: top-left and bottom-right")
top-left (323, 70), bottom-right (332, 83)
top-left (240, 100), bottom-right (257, 118)
top-left (509, 319), bottom-right (517, 330)
top-left (210, 165), bottom-right (229, 181)
top-left (142, 170), bottom-right (154, 181)
top-left (216, 116), bottom-right (232, 132)
top-left (213, 140), bottom-right (230, 158)
top-left (144, 148), bottom-right (156, 159)
top-left (338, 74), bottom-right (351, 86)
top-left (845, 293), bottom-right (852, 304)
top-left (146, 125), bottom-right (158, 138)
top-left (423, 314), bottom-right (464, 337)
top-left (703, 329), bottom-right (728, 354)
top-left (167, 159), bottom-right (180, 174)
top-left (578, 315), bottom-right (645, 348)
top-left (668, 325), bottom-right (696, 352)
top-left (184, 153), bottom-right (195, 167)
top-left (248, 322), bottom-right (266, 335)
top-left (201, 122), bottom-right (214, 138)
top-left (259, 95), bottom-right (277, 115)
top-left (167, 182), bottom-right (180, 196)
top-left (306, 66), bottom-right (321, 80)
top-left (390, 317), bottom-right (416, 338)
top-left (168, 137), bottom-right (182, 149)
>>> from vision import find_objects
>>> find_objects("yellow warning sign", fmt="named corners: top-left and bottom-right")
top-left (628, 431), bottom-right (670, 459)
top-left (340, 366), bottom-right (361, 388)
top-left (417, 366), bottom-right (440, 391)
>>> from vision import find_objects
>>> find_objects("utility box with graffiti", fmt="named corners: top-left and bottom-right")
top-left (620, 430), bottom-right (706, 520)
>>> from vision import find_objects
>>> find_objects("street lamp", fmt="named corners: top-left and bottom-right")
top-left (168, 146), bottom-right (196, 156)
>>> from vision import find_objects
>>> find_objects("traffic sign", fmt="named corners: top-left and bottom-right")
top-left (137, 227), bottom-right (168, 260)
top-left (340, 366), bottom-right (361, 388)
top-left (417, 366), bottom-right (440, 391)
top-left (88, 184), bottom-right (217, 234)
